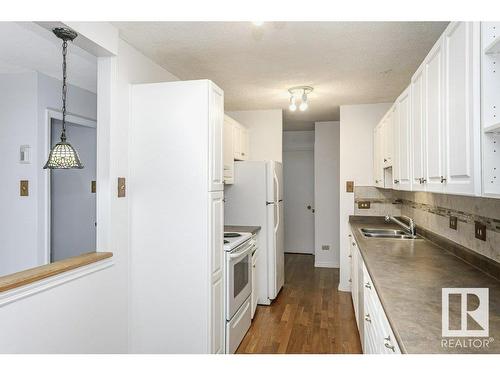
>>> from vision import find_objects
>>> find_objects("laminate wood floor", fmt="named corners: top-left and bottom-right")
top-left (236, 253), bottom-right (362, 354)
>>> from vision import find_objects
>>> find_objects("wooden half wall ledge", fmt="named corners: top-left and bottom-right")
top-left (0, 252), bottom-right (113, 293)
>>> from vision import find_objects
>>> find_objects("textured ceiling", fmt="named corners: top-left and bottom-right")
top-left (113, 21), bottom-right (448, 130)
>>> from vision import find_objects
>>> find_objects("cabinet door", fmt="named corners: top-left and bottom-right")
top-left (395, 87), bottom-right (412, 190)
top-left (223, 117), bottom-right (234, 184)
top-left (373, 124), bottom-right (383, 187)
top-left (240, 127), bottom-right (249, 160)
top-left (209, 84), bottom-right (224, 192)
top-left (443, 22), bottom-right (481, 196)
top-left (251, 249), bottom-right (259, 319)
top-left (411, 66), bottom-right (426, 190)
top-left (232, 124), bottom-right (242, 160)
top-left (424, 38), bottom-right (446, 193)
top-left (209, 191), bottom-right (224, 353)
top-left (384, 108), bottom-right (394, 168)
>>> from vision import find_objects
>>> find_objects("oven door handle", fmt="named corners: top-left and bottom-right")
top-left (229, 245), bottom-right (252, 260)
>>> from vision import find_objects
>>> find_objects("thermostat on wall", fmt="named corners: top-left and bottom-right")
top-left (20, 145), bottom-right (31, 164)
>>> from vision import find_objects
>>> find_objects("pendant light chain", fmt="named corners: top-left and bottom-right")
top-left (61, 39), bottom-right (68, 142)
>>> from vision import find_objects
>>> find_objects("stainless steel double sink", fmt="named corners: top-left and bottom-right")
top-left (360, 228), bottom-right (419, 240)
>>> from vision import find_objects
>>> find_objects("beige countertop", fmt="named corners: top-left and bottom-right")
top-left (349, 216), bottom-right (500, 354)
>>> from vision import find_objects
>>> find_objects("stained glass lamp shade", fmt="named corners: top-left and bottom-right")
top-left (43, 140), bottom-right (83, 169)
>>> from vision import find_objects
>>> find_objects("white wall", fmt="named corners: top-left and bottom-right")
top-left (226, 109), bottom-right (283, 162)
top-left (314, 122), bottom-right (340, 268)
top-left (338, 103), bottom-right (391, 291)
top-left (283, 131), bottom-right (315, 254)
top-left (0, 24), bottom-right (179, 353)
top-left (0, 72), bottom-right (97, 277)
top-left (0, 73), bottom-right (38, 276)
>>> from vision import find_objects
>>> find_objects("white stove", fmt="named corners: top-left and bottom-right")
top-left (223, 232), bottom-right (252, 251)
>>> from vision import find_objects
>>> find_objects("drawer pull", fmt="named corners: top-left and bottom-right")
top-left (365, 282), bottom-right (371, 289)
top-left (384, 336), bottom-right (395, 352)
top-left (365, 314), bottom-right (371, 323)
top-left (348, 254), bottom-right (352, 258)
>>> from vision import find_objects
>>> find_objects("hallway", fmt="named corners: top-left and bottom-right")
top-left (236, 253), bottom-right (362, 354)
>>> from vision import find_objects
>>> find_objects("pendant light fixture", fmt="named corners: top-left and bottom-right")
top-left (44, 27), bottom-right (84, 169)
top-left (288, 86), bottom-right (313, 112)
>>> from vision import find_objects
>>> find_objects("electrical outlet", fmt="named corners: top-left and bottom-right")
top-left (321, 245), bottom-right (330, 251)
top-left (449, 216), bottom-right (457, 230)
top-left (475, 221), bottom-right (486, 241)
top-left (358, 201), bottom-right (371, 209)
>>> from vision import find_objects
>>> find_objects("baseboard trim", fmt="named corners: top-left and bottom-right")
top-left (314, 261), bottom-right (339, 268)
top-left (338, 282), bottom-right (351, 292)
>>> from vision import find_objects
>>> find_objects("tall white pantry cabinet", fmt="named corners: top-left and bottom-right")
top-left (129, 80), bottom-right (225, 353)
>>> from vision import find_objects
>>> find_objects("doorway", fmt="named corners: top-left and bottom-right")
top-left (49, 117), bottom-right (97, 262)
top-left (282, 131), bottom-right (315, 254)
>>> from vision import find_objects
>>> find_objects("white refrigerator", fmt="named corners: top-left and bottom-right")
top-left (224, 160), bottom-right (284, 305)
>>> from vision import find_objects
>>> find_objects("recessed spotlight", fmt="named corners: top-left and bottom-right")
top-left (252, 21), bottom-right (264, 26)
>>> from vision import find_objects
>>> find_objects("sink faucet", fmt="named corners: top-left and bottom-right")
top-left (385, 215), bottom-right (416, 236)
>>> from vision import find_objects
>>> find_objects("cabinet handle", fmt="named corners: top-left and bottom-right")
top-left (242, 152), bottom-right (245, 156)
top-left (348, 254), bottom-right (352, 258)
top-left (352, 242), bottom-right (356, 247)
top-left (384, 158), bottom-right (387, 163)
top-left (394, 179), bottom-right (399, 184)
top-left (365, 314), bottom-right (371, 323)
top-left (365, 282), bottom-right (371, 289)
top-left (421, 178), bottom-right (427, 183)
top-left (440, 176), bottom-right (447, 183)
top-left (384, 336), bottom-right (395, 352)
top-left (348, 278), bottom-right (352, 282)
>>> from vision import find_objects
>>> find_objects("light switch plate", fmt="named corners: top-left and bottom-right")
top-left (346, 181), bottom-right (354, 193)
top-left (117, 177), bottom-right (126, 198)
top-left (358, 201), bottom-right (371, 209)
top-left (475, 221), bottom-right (486, 241)
top-left (91, 180), bottom-right (96, 193)
top-left (20, 180), bottom-right (29, 196)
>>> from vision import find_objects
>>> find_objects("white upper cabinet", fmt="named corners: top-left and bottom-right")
top-left (373, 123), bottom-right (383, 187)
top-left (424, 36), bottom-right (446, 193)
top-left (392, 22), bottom-right (481, 197)
top-left (209, 83), bottom-right (224, 192)
top-left (393, 86), bottom-right (412, 190)
top-left (411, 65), bottom-right (426, 190)
top-left (442, 22), bottom-right (481, 196)
top-left (223, 115), bottom-right (235, 184)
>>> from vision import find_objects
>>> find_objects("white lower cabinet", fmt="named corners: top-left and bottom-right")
top-left (349, 233), bottom-right (401, 354)
top-left (251, 241), bottom-right (259, 319)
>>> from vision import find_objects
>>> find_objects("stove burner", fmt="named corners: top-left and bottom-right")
top-left (224, 232), bottom-right (241, 238)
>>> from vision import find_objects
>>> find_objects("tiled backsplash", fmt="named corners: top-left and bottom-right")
top-left (353, 186), bottom-right (500, 264)
top-left (353, 186), bottom-right (401, 216)
top-left (396, 191), bottom-right (500, 264)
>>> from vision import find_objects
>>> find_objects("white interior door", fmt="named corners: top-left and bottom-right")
top-left (50, 119), bottom-right (96, 262)
top-left (282, 150), bottom-right (314, 254)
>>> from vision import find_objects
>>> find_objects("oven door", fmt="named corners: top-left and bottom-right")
top-left (226, 239), bottom-right (254, 320)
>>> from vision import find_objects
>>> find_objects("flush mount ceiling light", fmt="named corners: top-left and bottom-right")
top-left (252, 21), bottom-right (264, 26)
top-left (288, 86), bottom-right (313, 112)
top-left (44, 27), bottom-right (84, 170)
